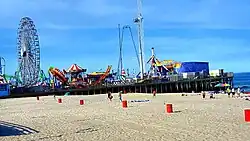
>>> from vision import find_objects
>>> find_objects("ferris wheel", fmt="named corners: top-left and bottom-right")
top-left (17, 17), bottom-right (40, 86)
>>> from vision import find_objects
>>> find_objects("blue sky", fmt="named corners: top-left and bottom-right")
top-left (1, 0), bottom-right (250, 75)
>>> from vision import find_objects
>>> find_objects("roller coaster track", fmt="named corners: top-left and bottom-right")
top-left (93, 65), bottom-right (112, 85)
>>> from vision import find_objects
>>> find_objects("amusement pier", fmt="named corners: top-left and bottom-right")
top-left (0, 1), bottom-right (234, 98)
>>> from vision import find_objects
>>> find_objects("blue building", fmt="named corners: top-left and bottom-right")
top-left (0, 83), bottom-right (10, 97)
top-left (178, 62), bottom-right (209, 73)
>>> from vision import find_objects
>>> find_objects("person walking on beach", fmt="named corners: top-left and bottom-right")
top-left (226, 88), bottom-right (231, 98)
top-left (231, 88), bottom-right (235, 98)
top-left (202, 91), bottom-right (206, 99)
top-left (209, 92), bottom-right (214, 99)
top-left (153, 90), bottom-right (156, 97)
top-left (237, 87), bottom-right (241, 98)
top-left (118, 91), bottom-right (122, 102)
top-left (107, 91), bottom-right (113, 102)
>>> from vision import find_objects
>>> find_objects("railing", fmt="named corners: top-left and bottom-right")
top-left (88, 73), bottom-right (234, 88)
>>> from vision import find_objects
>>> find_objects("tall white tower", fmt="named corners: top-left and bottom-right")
top-left (134, 0), bottom-right (145, 79)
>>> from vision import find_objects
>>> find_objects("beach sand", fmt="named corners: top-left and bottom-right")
top-left (1, 93), bottom-right (250, 141)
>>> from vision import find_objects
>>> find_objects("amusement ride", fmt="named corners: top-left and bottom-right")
top-left (16, 17), bottom-right (41, 87)
top-left (0, 0), bottom-right (183, 94)
top-left (115, 0), bottom-right (146, 83)
top-left (134, 0), bottom-right (145, 79)
top-left (117, 24), bottom-right (139, 82)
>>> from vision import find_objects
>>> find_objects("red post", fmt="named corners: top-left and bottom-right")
top-left (36, 96), bottom-right (39, 100)
top-left (122, 100), bottom-right (128, 108)
top-left (244, 109), bottom-right (250, 122)
top-left (58, 98), bottom-right (62, 103)
top-left (80, 100), bottom-right (84, 105)
top-left (166, 104), bottom-right (173, 113)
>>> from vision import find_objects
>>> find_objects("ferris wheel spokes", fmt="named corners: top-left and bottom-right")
top-left (17, 17), bottom-right (40, 87)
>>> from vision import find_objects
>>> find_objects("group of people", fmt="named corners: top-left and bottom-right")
top-left (226, 87), bottom-right (241, 98)
top-left (107, 90), bottom-right (157, 102)
top-left (107, 91), bottom-right (122, 102)
top-left (201, 91), bottom-right (214, 99)
top-left (201, 87), bottom-right (241, 99)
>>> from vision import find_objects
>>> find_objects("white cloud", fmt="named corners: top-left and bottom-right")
top-left (0, 0), bottom-right (136, 29)
top-left (1, 0), bottom-right (250, 30)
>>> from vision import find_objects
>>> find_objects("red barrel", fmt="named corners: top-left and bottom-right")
top-left (122, 100), bottom-right (128, 108)
top-left (36, 96), bottom-right (39, 100)
top-left (80, 100), bottom-right (84, 105)
top-left (166, 104), bottom-right (173, 113)
top-left (244, 109), bottom-right (250, 122)
top-left (58, 98), bottom-right (62, 103)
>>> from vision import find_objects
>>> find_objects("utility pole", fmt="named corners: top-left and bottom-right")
top-left (134, 0), bottom-right (145, 79)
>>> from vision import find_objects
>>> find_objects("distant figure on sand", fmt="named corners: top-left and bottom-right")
top-left (210, 92), bottom-right (214, 99)
top-left (53, 95), bottom-right (56, 100)
top-left (202, 91), bottom-right (205, 99)
top-left (226, 88), bottom-right (231, 98)
top-left (237, 87), bottom-right (241, 98)
top-left (107, 91), bottom-right (113, 101)
top-left (153, 90), bottom-right (156, 97)
top-left (118, 91), bottom-right (122, 102)
top-left (231, 88), bottom-right (235, 98)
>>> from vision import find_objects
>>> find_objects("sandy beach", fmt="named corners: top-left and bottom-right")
top-left (1, 93), bottom-right (250, 141)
